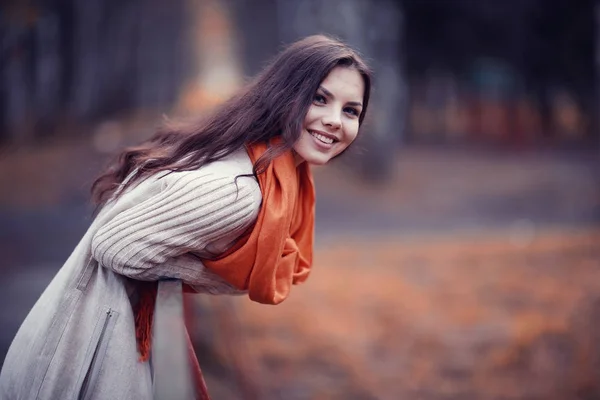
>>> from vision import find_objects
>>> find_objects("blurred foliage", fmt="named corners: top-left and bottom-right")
top-left (2, 0), bottom-right (595, 148)
top-left (403, 0), bottom-right (593, 87)
top-left (401, 0), bottom-right (596, 146)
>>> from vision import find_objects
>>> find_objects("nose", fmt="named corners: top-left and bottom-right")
top-left (322, 109), bottom-right (341, 130)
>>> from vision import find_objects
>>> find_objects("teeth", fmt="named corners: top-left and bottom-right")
top-left (309, 131), bottom-right (334, 144)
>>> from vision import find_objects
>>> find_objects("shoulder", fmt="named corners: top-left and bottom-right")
top-left (159, 148), bottom-right (261, 209)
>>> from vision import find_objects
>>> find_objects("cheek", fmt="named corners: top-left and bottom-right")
top-left (343, 122), bottom-right (360, 145)
top-left (333, 125), bottom-right (359, 157)
top-left (303, 105), bottom-right (319, 125)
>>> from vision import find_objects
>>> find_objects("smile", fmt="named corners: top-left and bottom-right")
top-left (308, 130), bottom-right (338, 145)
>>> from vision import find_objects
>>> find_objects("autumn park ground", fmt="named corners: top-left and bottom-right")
top-left (0, 129), bottom-right (599, 399)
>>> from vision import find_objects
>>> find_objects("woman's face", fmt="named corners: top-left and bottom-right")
top-left (293, 66), bottom-right (365, 166)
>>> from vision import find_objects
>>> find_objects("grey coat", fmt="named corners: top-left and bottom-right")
top-left (0, 149), bottom-right (262, 399)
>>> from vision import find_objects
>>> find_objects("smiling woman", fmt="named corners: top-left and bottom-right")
top-left (294, 66), bottom-right (365, 165)
top-left (0, 35), bottom-right (372, 399)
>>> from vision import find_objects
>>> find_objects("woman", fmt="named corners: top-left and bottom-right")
top-left (0, 34), bottom-right (371, 399)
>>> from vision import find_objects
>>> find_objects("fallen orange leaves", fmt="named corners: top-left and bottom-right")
top-left (196, 228), bottom-right (600, 399)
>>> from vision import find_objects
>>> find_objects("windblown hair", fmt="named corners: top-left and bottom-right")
top-left (91, 34), bottom-right (372, 205)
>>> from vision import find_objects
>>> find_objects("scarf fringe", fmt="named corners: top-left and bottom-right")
top-left (134, 282), bottom-right (157, 362)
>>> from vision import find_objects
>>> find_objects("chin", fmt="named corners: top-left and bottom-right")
top-left (300, 153), bottom-right (331, 166)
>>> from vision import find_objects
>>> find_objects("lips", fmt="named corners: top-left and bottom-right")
top-left (308, 129), bottom-right (339, 145)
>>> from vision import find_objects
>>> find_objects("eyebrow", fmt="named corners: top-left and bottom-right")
top-left (319, 86), bottom-right (363, 107)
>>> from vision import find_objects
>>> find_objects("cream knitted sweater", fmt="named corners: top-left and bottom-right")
top-left (91, 148), bottom-right (263, 292)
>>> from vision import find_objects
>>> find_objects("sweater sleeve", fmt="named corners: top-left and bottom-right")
top-left (91, 171), bottom-right (260, 285)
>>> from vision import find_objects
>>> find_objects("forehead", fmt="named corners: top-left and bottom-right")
top-left (320, 66), bottom-right (364, 101)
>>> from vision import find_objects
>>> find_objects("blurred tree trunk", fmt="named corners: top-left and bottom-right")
top-left (70, 0), bottom-right (188, 119)
top-left (274, 0), bottom-right (406, 183)
top-left (68, 0), bottom-right (102, 121)
top-left (133, 0), bottom-right (190, 112)
top-left (596, 0), bottom-right (600, 154)
top-left (1, 7), bottom-right (35, 142)
top-left (33, 11), bottom-right (62, 139)
top-left (228, 0), bottom-right (280, 77)
top-left (177, 0), bottom-right (243, 114)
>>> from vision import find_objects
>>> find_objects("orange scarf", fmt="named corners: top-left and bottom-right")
top-left (135, 141), bottom-right (315, 360)
top-left (203, 141), bottom-right (315, 304)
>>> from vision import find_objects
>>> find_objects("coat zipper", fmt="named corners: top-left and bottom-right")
top-left (95, 309), bottom-right (113, 354)
top-left (79, 308), bottom-right (113, 400)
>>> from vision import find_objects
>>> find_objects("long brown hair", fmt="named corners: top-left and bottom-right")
top-left (91, 34), bottom-right (372, 205)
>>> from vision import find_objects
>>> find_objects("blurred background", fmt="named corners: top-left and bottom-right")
top-left (1, 0), bottom-right (600, 398)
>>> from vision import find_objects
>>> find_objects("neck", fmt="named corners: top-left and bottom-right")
top-left (292, 150), bottom-right (306, 167)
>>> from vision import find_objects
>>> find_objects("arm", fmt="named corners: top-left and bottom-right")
top-left (91, 171), bottom-right (260, 288)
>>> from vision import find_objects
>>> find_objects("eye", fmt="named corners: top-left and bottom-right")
top-left (344, 107), bottom-right (360, 117)
top-left (313, 94), bottom-right (326, 104)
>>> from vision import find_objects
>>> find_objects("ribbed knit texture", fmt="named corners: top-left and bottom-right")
top-left (91, 166), bottom-right (262, 294)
